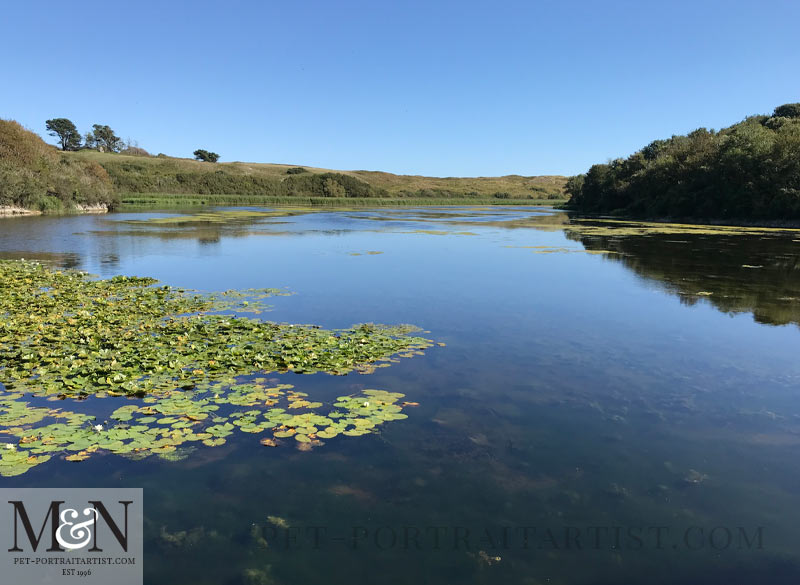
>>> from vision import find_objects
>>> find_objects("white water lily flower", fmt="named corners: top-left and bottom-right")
top-left (5, 443), bottom-right (16, 450)
top-left (363, 401), bottom-right (370, 407)
top-left (94, 424), bottom-right (103, 431)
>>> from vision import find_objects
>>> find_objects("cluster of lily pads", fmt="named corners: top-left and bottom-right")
top-left (0, 382), bottom-right (412, 476)
top-left (0, 260), bottom-right (432, 476)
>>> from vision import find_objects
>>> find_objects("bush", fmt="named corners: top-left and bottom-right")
top-left (286, 167), bottom-right (307, 174)
top-left (774, 103), bottom-right (800, 119)
top-left (120, 146), bottom-right (151, 157)
top-left (566, 106), bottom-right (800, 220)
top-left (0, 119), bottom-right (117, 211)
top-left (194, 149), bottom-right (220, 163)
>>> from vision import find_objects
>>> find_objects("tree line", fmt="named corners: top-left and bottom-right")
top-left (45, 119), bottom-right (123, 153)
top-left (565, 103), bottom-right (800, 220)
top-left (45, 118), bottom-right (220, 162)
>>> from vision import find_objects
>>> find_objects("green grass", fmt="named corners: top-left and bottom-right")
top-left (0, 120), bottom-right (116, 212)
top-left (118, 192), bottom-right (568, 209)
top-left (1, 120), bottom-right (567, 213)
top-left (67, 150), bottom-right (566, 203)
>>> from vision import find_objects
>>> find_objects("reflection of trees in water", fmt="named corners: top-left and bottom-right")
top-left (565, 228), bottom-right (800, 326)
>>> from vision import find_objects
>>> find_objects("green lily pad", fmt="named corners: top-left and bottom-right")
top-left (0, 260), bottom-right (430, 474)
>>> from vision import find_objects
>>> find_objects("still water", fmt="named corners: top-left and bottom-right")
top-left (2, 206), bottom-right (800, 584)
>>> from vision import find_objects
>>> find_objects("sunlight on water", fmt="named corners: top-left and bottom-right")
top-left (1, 206), bottom-right (800, 584)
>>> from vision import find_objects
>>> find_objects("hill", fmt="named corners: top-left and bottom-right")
top-left (0, 119), bottom-right (116, 213)
top-left (565, 103), bottom-right (800, 222)
top-left (65, 150), bottom-right (566, 207)
top-left (0, 119), bottom-right (566, 212)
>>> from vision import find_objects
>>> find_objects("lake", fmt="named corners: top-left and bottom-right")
top-left (1, 206), bottom-right (800, 585)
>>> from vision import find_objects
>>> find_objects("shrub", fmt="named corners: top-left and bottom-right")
top-left (774, 103), bottom-right (800, 119)
top-left (194, 149), bottom-right (220, 163)
top-left (120, 146), bottom-right (151, 157)
top-left (566, 106), bottom-right (800, 220)
top-left (0, 119), bottom-right (117, 211)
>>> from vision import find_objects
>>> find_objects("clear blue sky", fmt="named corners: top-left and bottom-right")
top-left (2, 0), bottom-right (798, 177)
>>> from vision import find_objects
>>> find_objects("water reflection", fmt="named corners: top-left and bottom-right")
top-left (565, 225), bottom-right (800, 327)
top-left (2, 206), bottom-right (800, 584)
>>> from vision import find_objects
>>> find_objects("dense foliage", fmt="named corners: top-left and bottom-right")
top-left (193, 149), bottom-right (220, 162)
top-left (45, 118), bottom-right (81, 151)
top-left (0, 119), bottom-right (117, 211)
top-left (566, 103), bottom-right (800, 220)
top-left (1, 117), bottom-right (566, 211)
top-left (89, 124), bottom-right (123, 152)
top-left (103, 156), bottom-right (390, 198)
top-left (87, 153), bottom-right (566, 202)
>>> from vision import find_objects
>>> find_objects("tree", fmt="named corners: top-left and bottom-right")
top-left (565, 104), bottom-right (800, 220)
top-left (322, 177), bottom-right (346, 197)
top-left (774, 103), bottom-right (800, 119)
top-left (45, 118), bottom-right (82, 151)
top-left (193, 149), bottom-right (220, 162)
top-left (89, 124), bottom-right (122, 152)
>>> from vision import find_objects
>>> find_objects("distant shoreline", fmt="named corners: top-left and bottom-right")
top-left (0, 204), bottom-right (109, 218)
top-left (0, 199), bottom-right (565, 216)
top-left (565, 209), bottom-right (800, 230)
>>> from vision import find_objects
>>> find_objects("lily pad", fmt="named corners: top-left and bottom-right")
top-left (0, 260), bottom-right (432, 475)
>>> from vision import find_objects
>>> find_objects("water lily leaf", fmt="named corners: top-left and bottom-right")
top-left (201, 438), bottom-right (226, 447)
top-left (316, 429), bottom-right (340, 439)
top-left (0, 261), bottom-right (430, 475)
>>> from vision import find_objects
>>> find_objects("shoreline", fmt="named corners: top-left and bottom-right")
top-left (565, 209), bottom-right (800, 230)
top-left (0, 206), bottom-right (41, 217)
top-left (0, 203), bottom-right (110, 218)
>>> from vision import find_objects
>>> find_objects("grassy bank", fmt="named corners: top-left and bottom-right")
top-left (0, 120), bottom-right (117, 212)
top-left (68, 150), bottom-right (566, 203)
top-left (1, 119), bottom-right (566, 213)
top-left (119, 192), bottom-right (567, 208)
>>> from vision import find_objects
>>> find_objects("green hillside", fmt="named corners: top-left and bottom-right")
top-left (66, 150), bottom-right (566, 207)
top-left (565, 103), bottom-right (800, 221)
top-left (0, 119), bottom-right (116, 212)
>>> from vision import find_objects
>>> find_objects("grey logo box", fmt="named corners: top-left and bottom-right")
top-left (0, 488), bottom-right (142, 585)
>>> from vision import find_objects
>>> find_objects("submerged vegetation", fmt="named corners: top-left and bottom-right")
top-left (565, 103), bottom-right (800, 221)
top-left (0, 260), bottom-right (433, 476)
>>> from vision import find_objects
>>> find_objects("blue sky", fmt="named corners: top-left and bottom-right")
top-left (2, 0), bottom-right (798, 176)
